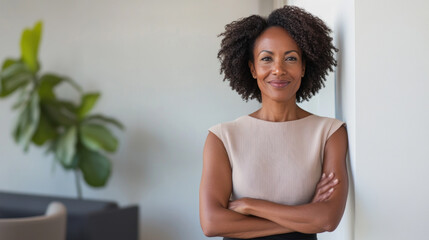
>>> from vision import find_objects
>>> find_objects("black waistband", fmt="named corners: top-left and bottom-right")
top-left (223, 232), bottom-right (317, 240)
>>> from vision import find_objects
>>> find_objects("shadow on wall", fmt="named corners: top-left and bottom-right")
top-left (334, 23), bottom-right (344, 121)
top-left (334, 12), bottom-right (356, 240)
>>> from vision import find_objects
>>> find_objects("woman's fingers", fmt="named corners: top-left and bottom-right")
top-left (228, 198), bottom-right (250, 215)
top-left (312, 172), bottom-right (339, 203)
top-left (318, 174), bottom-right (339, 195)
top-left (316, 188), bottom-right (335, 202)
top-left (318, 173), bottom-right (333, 188)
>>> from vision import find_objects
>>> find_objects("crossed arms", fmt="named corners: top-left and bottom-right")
top-left (199, 126), bottom-right (348, 238)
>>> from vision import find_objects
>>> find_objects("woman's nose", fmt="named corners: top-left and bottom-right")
top-left (272, 61), bottom-right (286, 75)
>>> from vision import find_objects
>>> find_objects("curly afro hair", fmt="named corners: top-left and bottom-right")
top-left (217, 6), bottom-right (338, 102)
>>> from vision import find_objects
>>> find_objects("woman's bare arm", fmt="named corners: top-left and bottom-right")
top-left (199, 132), bottom-right (294, 238)
top-left (228, 126), bottom-right (349, 233)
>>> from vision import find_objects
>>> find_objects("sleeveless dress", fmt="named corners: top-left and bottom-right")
top-left (209, 115), bottom-right (345, 240)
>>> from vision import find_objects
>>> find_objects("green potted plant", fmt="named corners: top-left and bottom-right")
top-left (0, 21), bottom-right (124, 199)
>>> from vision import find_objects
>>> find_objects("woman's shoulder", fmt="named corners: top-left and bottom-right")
top-left (208, 115), bottom-right (250, 138)
top-left (309, 114), bottom-right (345, 126)
top-left (208, 115), bottom-right (246, 131)
top-left (308, 114), bottom-right (343, 123)
top-left (306, 114), bottom-right (346, 139)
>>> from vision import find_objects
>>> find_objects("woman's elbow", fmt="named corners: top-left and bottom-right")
top-left (201, 220), bottom-right (216, 237)
top-left (313, 202), bottom-right (345, 232)
top-left (200, 213), bottom-right (220, 237)
top-left (202, 225), bottom-right (216, 237)
top-left (316, 215), bottom-right (341, 233)
top-left (321, 222), bottom-right (338, 232)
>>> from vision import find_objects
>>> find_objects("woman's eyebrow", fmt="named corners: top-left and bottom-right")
top-left (258, 50), bottom-right (299, 55)
top-left (258, 50), bottom-right (274, 55)
top-left (284, 50), bottom-right (299, 55)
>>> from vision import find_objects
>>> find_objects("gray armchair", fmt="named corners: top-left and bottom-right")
top-left (0, 201), bottom-right (67, 240)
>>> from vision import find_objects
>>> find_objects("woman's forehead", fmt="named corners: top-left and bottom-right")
top-left (254, 26), bottom-right (300, 53)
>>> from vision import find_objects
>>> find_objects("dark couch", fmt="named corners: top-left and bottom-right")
top-left (0, 191), bottom-right (138, 240)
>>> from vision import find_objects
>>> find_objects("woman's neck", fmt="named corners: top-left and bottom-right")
top-left (251, 97), bottom-right (309, 122)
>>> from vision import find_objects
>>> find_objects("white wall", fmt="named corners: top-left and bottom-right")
top-left (0, 1), bottom-right (262, 239)
top-left (353, 0), bottom-right (429, 239)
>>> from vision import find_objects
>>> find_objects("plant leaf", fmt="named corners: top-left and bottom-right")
top-left (58, 100), bottom-right (78, 113)
top-left (44, 138), bottom-right (58, 155)
top-left (0, 61), bottom-right (29, 79)
top-left (77, 92), bottom-right (100, 119)
top-left (12, 88), bottom-right (30, 110)
top-left (13, 91), bottom-right (40, 151)
top-left (31, 113), bottom-right (57, 145)
top-left (79, 123), bottom-right (118, 152)
top-left (37, 74), bottom-right (63, 100)
top-left (0, 62), bottom-right (33, 97)
top-left (41, 99), bottom-right (77, 126)
top-left (1, 58), bottom-right (19, 70)
top-left (63, 152), bottom-right (79, 169)
top-left (20, 21), bottom-right (42, 73)
top-left (84, 114), bottom-right (125, 130)
top-left (78, 146), bottom-right (111, 187)
top-left (55, 126), bottom-right (77, 167)
top-left (62, 77), bottom-right (82, 93)
top-left (38, 74), bottom-right (83, 100)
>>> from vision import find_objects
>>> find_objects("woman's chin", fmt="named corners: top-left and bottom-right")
top-left (263, 94), bottom-right (296, 104)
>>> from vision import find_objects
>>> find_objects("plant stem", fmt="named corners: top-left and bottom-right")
top-left (75, 169), bottom-right (83, 199)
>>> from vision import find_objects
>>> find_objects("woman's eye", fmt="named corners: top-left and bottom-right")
top-left (285, 56), bottom-right (297, 61)
top-left (261, 57), bottom-right (272, 61)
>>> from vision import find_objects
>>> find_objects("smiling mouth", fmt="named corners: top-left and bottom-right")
top-left (268, 80), bottom-right (291, 88)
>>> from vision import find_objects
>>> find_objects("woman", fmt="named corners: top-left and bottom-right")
top-left (200, 6), bottom-right (348, 240)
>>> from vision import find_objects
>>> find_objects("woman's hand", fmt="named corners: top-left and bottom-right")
top-left (229, 173), bottom-right (339, 215)
top-left (312, 172), bottom-right (339, 203)
top-left (228, 198), bottom-right (252, 215)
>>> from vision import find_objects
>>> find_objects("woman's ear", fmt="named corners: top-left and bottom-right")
top-left (248, 61), bottom-right (256, 79)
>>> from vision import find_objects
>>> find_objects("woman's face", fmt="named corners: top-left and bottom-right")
top-left (249, 26), bottom-right (305, 103)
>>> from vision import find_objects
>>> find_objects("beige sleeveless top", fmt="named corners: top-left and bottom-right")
top-left (209, 114), bottom-right (345, 206)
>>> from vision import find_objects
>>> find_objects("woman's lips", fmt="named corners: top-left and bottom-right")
top-left (268, 80), bottom-right (290, 88)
